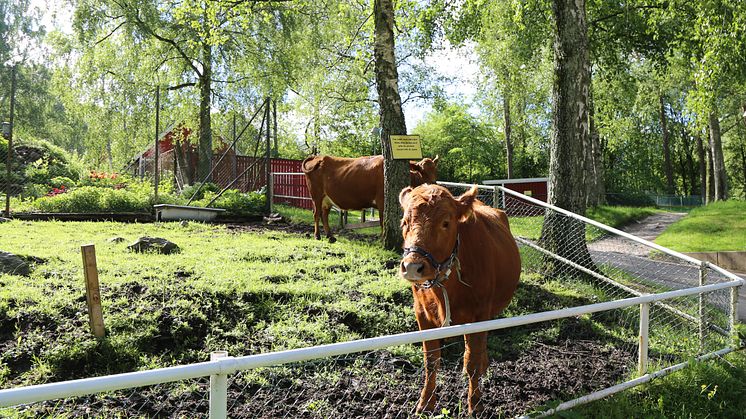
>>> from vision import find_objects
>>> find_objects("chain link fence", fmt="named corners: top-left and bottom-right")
top-left (0, 184), bottom-right (741, 417)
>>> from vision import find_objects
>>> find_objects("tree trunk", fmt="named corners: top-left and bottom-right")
top-left (697, 133), bottom-right (706, 201)
top-left (708, 110), bottom-right (728, 201)
top-left (197, 43), bottom-right (213, 183)
top-left (503, 91), bottom-right (514, 179)
top-left (740, 143), bottom-right (746, 199)
top-left (542, 0), bottom-right (595, 275)
top-left (586, 84), bottom-right (604, 207)
top-left (374, 0), bottom-right (409, 251)
top-left (706, 143), bottom-right (714, 204)
top-left (660, 96), bottom-right (675, 194)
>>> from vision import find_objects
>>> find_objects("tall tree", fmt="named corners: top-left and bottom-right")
top-left (373, 0), bottom-right (408, 250)
top-left (708, 110), bottom-right (728, 200)
top-left (542, 0), bottom-right (594, 271)
top-left (660, 95), bottom-right (675, 194)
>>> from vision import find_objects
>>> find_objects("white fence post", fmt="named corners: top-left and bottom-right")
top-left (699, 262), bottom-right (707, 352)
top-left (210, 351), bottom-right (229, 419)
top-left (731, 286), bottom-right (740, 344)
top-left (638, 302), bottom-right (650, 376)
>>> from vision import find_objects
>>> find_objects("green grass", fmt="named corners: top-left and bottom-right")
top-left (0, 219), bottom-right (409, 388)
top-left (586, 206), bottom-right (660, 229)
top-left (0, 217), bottom-right (743, 417)
top-left (569, 350), bottom-right (746, 419)
top-left (655, 201), bottom-right (746, 252)
top-left (508, 206), bottom-right (660, 241)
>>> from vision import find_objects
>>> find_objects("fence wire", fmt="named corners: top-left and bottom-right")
top-left (1, 183), bottom-right (740, 418)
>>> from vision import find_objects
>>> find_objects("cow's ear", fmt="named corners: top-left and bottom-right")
top-left (399, 186), bottom-right (413, 208)
top-left (432, 155), bottom-right (439, 165)
top-left (456, 186), bottom-right (478, 222)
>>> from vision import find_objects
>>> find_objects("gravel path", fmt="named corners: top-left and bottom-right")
top-left (588, 211), bottom-right (746, 321)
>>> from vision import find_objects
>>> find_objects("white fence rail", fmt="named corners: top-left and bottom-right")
top-left (1, 181), bottom-right (743, 417)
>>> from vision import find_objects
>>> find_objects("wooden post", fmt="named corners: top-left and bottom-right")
top-left (638, 302), bottom-right (650, 376)
top-left (81, 244), bottom-right (105, 338)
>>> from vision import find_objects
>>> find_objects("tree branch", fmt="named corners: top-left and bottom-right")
top-left (130, 6), bottom-right (203, 77)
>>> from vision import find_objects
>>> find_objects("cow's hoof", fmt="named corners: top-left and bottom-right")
top-left (327, 236), bottom-right (337, 244)
top-left (314, 234), bottom-right (321, 240)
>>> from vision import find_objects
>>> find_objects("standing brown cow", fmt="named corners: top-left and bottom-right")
top-left (399, 184), bottom-right (521, 414)
top-left (302, 155), bottom-right (438, 243)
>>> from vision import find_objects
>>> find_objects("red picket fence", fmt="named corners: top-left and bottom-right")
top-left (270, 159), bottom-right (312, 210)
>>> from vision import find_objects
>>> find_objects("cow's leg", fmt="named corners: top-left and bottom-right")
top-left (416, 339), bottom-right (441, 413)
top-left (311, 199), bottom-right (322, 240)
top-left (320, 198), bottom-right (336, 243)
top-left (464, 332), bottom-right (488, 414)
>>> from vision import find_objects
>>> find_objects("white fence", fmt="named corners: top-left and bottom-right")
top-left (0, 181), bottom-right (743, 417)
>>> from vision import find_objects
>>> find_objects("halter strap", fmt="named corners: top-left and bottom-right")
top-left (402, 235), bottom-right (461, 327)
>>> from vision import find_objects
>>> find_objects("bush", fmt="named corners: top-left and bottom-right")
top-left (32, 186), bottom-right (151, 213)
top-left (180, 183), bottom-right (220, 201)
top-left (195, 189), bottom-right (265, 216)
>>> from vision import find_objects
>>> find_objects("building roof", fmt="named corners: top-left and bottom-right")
top-left (483, 177), bottom-right (549, 185)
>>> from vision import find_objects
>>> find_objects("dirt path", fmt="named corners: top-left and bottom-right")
top-left (617, 211), bottom-right (687, 242)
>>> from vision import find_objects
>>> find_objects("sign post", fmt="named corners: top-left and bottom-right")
top-left (390, 135), bottom-right (422, 160)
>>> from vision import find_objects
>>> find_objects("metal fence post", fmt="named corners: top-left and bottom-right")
top-left (638, 302), bottom-right (650, 376)
top-left (209, 350), bottom-right (229, 419)
top-left (731, 285), bottom-right (740, 344)
top-left (268, 172), bottom-right (274, 213)
top-left (699, 261), bottom-right (707, 352)
top-left (492, 186), bottom-right (499, 209)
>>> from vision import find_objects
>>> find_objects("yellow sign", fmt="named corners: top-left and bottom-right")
top-left (390, 135), bottom-right (423, 160)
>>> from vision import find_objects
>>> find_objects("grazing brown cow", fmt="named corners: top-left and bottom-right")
top-left (302, 154), bottom-right (438, 243)
top-left (399, 184), bottom-right (521, 414)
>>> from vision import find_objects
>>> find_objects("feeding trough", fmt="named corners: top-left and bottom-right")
top-left (153, 204), bottom-right (225, 222)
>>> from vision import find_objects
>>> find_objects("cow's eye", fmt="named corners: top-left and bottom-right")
top-left (442, 221), bottom-right (450, 229)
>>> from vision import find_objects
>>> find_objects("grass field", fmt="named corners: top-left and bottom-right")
top-left (0, 213), bottom-right (743, 417)
top-left (655, 201), bottom-right (746, 252)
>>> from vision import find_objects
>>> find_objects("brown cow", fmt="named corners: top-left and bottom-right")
top-left (302, 155), bottom-right (438, 243)
top-left (399, 184), bottom-right (521, 414)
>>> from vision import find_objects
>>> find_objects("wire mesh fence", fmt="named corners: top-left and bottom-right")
top-left (0, 183), bottom-right (741, 418)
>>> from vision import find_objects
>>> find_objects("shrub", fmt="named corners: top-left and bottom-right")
top-left (195, 189), bottom-right (265, 216)
top-left (32, 186), bottom-right (151, 213)
top-left (180, 183), bottom-right (220, 201)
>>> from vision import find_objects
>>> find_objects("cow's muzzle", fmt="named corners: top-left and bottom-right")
top-left (401, 261), bottom-right (425, 281)
top-left (400, 235), bottom-right (460, 287)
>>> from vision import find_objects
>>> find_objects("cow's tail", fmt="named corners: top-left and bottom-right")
top-left (302, 156), bottom-right (323, 173)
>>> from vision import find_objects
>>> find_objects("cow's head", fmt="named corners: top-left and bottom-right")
top-left (399, 184), bottom-right (477, 284)
top-left (409, 155), bottom-right (439, 184)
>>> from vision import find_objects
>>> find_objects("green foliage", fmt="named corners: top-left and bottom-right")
top-left (414, 101), bottom-right (508, 183)
top-left (574, 352), bottom-right (746, 419)
top-left (195, 189), bottom-right (266, 216)
top-left (179, 183), bottom-right (220, 201)
top-left (30, 186), bottom-right (150, 213)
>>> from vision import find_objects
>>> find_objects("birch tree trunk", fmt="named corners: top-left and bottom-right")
top-left (542, 0), bottom-right (595, 274)
top-left (197, 42), bottom-right (213, 183)
top-left (374, 0), bottom-right (409, 250)
top-left (708, 110), bottom-right (728, 201)
top-left (586, 85), bottom-right (604, 207)
top-left (503, 91), bottom-right (514, 179)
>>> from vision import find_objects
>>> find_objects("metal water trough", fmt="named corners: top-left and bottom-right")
top-left (153, 204), bottom-right (225, 222)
